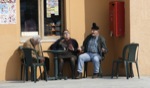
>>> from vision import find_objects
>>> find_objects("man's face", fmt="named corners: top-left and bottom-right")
top-left (91, 29), bottom-right (99, 36)
top-left (34, 39), bottom-right (40, 45)
top-left (63, 31), bottom-right (70, 39)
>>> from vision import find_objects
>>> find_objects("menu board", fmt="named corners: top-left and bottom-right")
top-left (0, 0), bottom-right (16, 24)
top-left (46, 0), bottom-right (59, 18)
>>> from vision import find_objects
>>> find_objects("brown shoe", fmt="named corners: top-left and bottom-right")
top-left (76, 73), bottom-right (82, 79)
top-left (92, 73), bottom-right (99, 78)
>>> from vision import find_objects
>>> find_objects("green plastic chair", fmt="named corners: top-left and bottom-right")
top-left (21, 47), bottom-right (47, 83)
top-left (111, 43), bottom-right (140, 79)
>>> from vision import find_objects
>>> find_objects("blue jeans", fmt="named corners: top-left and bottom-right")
top-left (77, 52), bottom-right (102, 73)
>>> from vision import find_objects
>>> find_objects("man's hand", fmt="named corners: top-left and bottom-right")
top-left (39, 56), bottom-right (45, 63)
top-left (101, 48), bottom-right (105, 52)
top-left (77, 47), bottom-right (82, 51)
top-left (77, 46), bottom-right (84, 53)
top-left (68, 44), bottom-right (74, 51)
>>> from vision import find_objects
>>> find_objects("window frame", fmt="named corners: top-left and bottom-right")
top-left (20, 0), bottom-right (65, 43)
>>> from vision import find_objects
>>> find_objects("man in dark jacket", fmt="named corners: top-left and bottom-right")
top-left (76, 23), bottom-right (108, 79)
top-left (50, 30), bottom-right (79, 79)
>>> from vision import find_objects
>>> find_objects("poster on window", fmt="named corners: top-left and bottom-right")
top-left (0, 0), bottom-right (16, 24)
top-left (46, 0), bottom-right (59, 18)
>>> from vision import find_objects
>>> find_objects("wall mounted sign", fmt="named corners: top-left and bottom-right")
top-left (46, 0), bottom-right (59, 18)
top-left (0, 0), bottom-right (16, 24)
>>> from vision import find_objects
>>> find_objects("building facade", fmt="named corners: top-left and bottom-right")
top-left (0, 0), bottom-right (150, 81)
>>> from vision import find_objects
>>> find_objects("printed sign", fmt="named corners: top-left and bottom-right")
top-left (0, 0), bottom-right (16, 24)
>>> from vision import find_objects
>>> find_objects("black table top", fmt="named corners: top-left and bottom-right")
top-left (43, 50), bottom-right (67, 53)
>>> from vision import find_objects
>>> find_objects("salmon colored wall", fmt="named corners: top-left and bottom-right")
top-left (84, 0), bottom-right (130, 76)
top-left (84, 0), bottom-right (113, 75)
top-left (0, 0), bottom-right (149, 81)
top-left (110, 0), bottom-right (130, 75)
top-left (0, 0), bottom-right (85, 81)
top-left (0, 1), bottom-right (21, 81)
top-left (65, 0), bottom-right (85, 46)
top-left (130, 0), bottom-right (150, 76)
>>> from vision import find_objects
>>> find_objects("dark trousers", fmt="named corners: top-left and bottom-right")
top-left (44, 57), bottom-right (50, 73)
top-left (59, 56), bottom-right (77, 79)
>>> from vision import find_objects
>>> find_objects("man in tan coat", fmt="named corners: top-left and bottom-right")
top-left (23, 36), bottom-right (50, 76)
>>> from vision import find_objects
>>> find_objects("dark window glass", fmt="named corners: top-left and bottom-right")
top-left (20, 0), bottom-right (39, 34)
top-left (20, 0), bottom-right (64, 37)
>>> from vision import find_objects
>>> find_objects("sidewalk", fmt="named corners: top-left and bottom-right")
top-left (0, 76), bottom-right (150, 88)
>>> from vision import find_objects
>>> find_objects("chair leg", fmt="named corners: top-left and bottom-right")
top-left (135, 62), bottom-right (140, 79)
top-left (33, 65), bottom-right (37, 83)
top-left (99, 64), bottom-right (102, 78)
top-left (111, 61), bottom-right (115, 78)
top-left (21, 64), bottom-right (23, 80)
top-left (124, 61), bottom-right (129, 79)
top-left (129, 63), bottom-right (134, 78)
top-left (116, 62), bottom-right (119, 78)
top-left (84, 62), bottom-right (87, 78)
top-left (23, 65), bottom-right (26, 82)
top-left (43, 65), bottom-right (47, 81)
top-left (25, 66), bottom-right (29, 81)
top-left (39, 66), bottom-right (42, 79)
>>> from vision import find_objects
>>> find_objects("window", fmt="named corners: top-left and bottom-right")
top-left (20, 0), bottom-right (64, 41)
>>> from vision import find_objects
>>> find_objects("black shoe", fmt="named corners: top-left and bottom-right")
top-left (31, 79), bottom-right (39, 81)
top-left (72, 73), bottom-right (75, 79)
top-left (76, 73), bottom-right (82, 79)
top-left (59, 73), bottom-right (63, 79)
top-left (72, 76), bottom-right (75, 79)
top-left (129, 73), bottom-right (134, 78)
top-left (92, 73), bottom-right (99, 78)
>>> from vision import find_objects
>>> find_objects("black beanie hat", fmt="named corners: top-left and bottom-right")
top-left (91, 22), bottom-right (99, 30)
